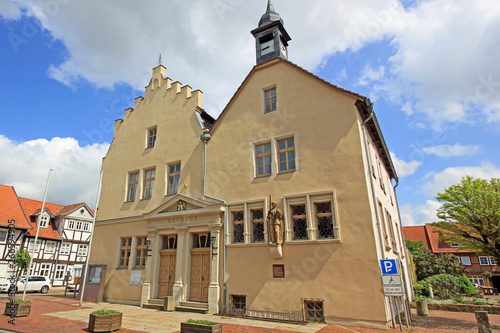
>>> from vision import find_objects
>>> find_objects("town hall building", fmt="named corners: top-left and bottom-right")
top-left (89, 1), bottom-right (411, 328)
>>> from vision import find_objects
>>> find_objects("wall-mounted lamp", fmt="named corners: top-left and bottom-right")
top-left (210, 235), bottom-right (217, 259)
top-left (146, 238), bottom-right (153, 257)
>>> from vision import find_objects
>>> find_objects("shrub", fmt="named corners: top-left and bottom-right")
top-left (459, 274), bottom-right (479, 294)
top-left (92, 309), bottom-right (120, 316)
top-left (186, 319), bottom-right (216, 325)
top-left (414, 280), bottom-right (429, 298)
top-left (426, 274), bottom-right (462, 299)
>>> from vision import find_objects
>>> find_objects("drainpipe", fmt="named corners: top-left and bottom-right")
top-left (200, 128), bottom-right (228, 312)
top-left (361, 100), bottom-right (385, 259)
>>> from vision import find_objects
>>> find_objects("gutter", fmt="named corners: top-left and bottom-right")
top-left (200, 128), bottom-right (228, 312)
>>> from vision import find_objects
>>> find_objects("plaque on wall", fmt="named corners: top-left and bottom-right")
top-left (273, 264), bottom-right (285, 278)
top-left (130, 270), bottom-right (142, 286)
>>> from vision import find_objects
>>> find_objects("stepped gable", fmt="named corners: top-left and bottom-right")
top-left (114, 65), bottom-right (203, 134)
top-left (0, 184), bottom-right (31, 229)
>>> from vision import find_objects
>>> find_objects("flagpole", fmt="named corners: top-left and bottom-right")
top-left (23, 169), bottom-right (53, 301)
top-left (79, 171), bottom-right (102, 307)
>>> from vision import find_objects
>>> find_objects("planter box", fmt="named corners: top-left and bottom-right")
top-left (4, 302), bottom-right (31, 317)
top-left (88, 312), bottom-right (122, 332)
top-left (180, 322), bottom-right (222, 333)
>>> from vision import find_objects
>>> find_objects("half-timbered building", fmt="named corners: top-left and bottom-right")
top-left (19, 198), bottom-right (94, 286)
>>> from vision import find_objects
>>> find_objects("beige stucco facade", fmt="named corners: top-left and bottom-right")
top-left (89, 56), bottom-right (410, 328)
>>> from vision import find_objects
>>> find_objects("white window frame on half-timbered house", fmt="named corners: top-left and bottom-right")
top-left (0, 230), bottom-right (6, 242)
top-left (40, 263), bottom-right (51, 277)
top-left (284, 191), bottom-right (340, 243)
top-left (45, 241), bottom-right (57, 254)
top-left (78, 244), bottom-right (88, 256)
top-left (28, 239), bottom-right (42, 252)
top-left (55, 264), bottom-right (66, 280)
top-left (60, 242), bottom-right (71, 255)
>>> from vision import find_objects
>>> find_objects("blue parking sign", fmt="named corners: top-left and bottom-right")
top-left (380, 259), bottom-right (398, 275)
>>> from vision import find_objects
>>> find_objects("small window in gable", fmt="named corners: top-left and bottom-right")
top-left (147, 127), bottom-right (157, 149)
top-left (264, 87), bottom-right (277, 113)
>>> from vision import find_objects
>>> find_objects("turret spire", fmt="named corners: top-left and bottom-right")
top-left (258, 0), bottom-right (284, 27)
top-left (251, 0), bottom-right (291, 65)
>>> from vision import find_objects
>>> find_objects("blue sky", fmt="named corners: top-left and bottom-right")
top-left (1, 0), bottom-right (499, 225)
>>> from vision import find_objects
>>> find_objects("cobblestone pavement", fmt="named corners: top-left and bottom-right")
top-left (0, 293), bottom-right (499, 333)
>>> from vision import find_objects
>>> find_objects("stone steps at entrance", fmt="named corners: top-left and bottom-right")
top-left (143, 298), bottom-right (164, 310)
top-left (176, 301), bottom-right (209, 314)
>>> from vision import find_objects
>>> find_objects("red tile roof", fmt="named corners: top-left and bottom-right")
top-left (402, 226), bottom-right (431, 250)
top-left (18, 197), bottom-right (63, 216)
top-left (403, 223), bottom-right (473, 254)
top-left (0, 185), bottom-right (32, 229)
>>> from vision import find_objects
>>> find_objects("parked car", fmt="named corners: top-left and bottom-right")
top-left (2, 276), bottom-right (52, 293)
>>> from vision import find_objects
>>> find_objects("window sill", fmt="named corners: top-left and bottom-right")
top-left (287, 239), bottom-right (341, 245)
top-left (277, 170), bottom-right (296, 175)
top-left (141, 197), bottom-right (152, 201)
top-left (133, 267), bottom-right (145, 270)
top-left (226, 243), bottom-right (269, 248)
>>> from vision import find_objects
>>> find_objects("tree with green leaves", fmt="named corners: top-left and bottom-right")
top-left (13, 250), bottom-right (31, 281)
top-left (431, 176), bottom-right (500, 263)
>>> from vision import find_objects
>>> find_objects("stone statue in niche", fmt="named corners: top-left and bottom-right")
top-left (177, 200), bottom-right (187, 211)
top-left (267, 202), bottom-right (284, 246)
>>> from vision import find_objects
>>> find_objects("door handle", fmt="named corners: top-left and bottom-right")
top-left (202, 276), bottom-right (204, 281)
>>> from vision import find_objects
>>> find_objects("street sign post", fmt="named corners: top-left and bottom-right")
top-left (380, 259), bottom-right (398, 275)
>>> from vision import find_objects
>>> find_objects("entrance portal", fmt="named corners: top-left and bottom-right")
top-left (158, 235), bottom-right (177, 298)
top-left (189, 232), bottom-right (211, 302)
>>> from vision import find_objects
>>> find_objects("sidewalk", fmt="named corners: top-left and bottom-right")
top-left (0, 293), bottom-right (499, 333)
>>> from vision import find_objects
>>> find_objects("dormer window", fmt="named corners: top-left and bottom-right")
top-left (39, 215), bottom-right (49, 228)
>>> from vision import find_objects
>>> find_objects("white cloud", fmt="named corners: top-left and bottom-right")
top-left (390, 152), bottom-right (422, 177)
top-left (0, 0), bottom-right (22, 20)
top-left (0, 135), bottom-right (109, 208)
top-left (421, 144), bottom-right (480, 157)
top-left (358, 65), bottom-right (385, 86)
top-left (400, 200), bottom-right (441, 226)
top-left (422, 161), bottom-right (500, 196)
top-left (0, 0), bottom-right (404, 116)
top-left (382, 0), bottom-right (500, 128)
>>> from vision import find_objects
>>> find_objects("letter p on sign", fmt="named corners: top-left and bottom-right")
top-left (380, 259), bottom-right (398, 275)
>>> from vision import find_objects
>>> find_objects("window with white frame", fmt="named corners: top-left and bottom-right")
top-left (83, 222), bottom-right (89, 231)
top-left (78, 244), bottom-right (88, 256)
top-left (470, 276), bottom-right (485, 286)
top-left (28, 239), bottom-right (42, 252)
top-left (490, 257), bottom-right (497, 266)
top-left (167, 163), bottom-right (181, 194)
top-left (39, 215), bottom-right (49, 228)
top-left (45, 241), bottom-right (56, 253)
top-left (127, 171), bottom-right (139, 201)
top-left (479, 256), bottom-right (489, 265)
top-left (40, 263), bottom-right (51, 276)
top-left (76, 221), bottom-right (82, 230)
top-left (68, 220), bottom-right (75, 229)
top-left (60, 243), bottom-right (71, 255)
top-left (55, 264), bottom-right (66, 280)
top-left (0, 230), bottom-right (6, 242)
top-left (460, 256), bottom-right (471, 265)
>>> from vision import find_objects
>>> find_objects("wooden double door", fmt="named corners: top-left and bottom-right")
top-left (158, 249), bottom-right (176, 298)
top-left (189, 232), bottom-right (211, 302)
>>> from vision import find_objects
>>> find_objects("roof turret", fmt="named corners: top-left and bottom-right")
top-left (258, 0), bottom-right (284, 27)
